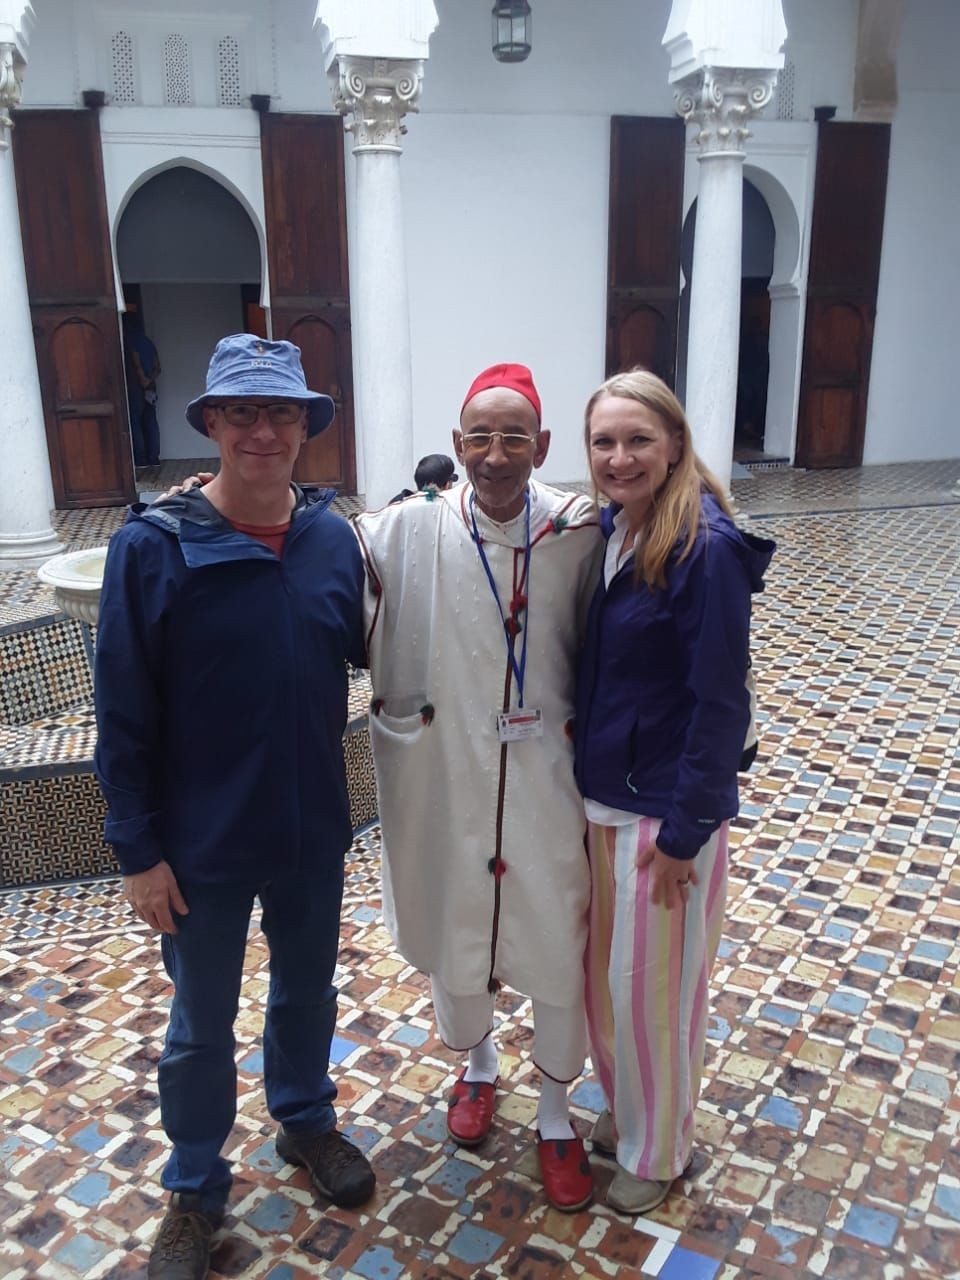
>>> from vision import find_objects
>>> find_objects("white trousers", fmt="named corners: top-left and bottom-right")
top-left (430, 974), bottom-right (586, 1083)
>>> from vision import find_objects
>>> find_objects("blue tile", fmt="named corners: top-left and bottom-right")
top-left (843, 1204), bottom-right (899, 1247)
top-left (933, 1182), bottom-right (960, 1222)
top-left (67, 1122), bottom-right (114, 1153)
top-left (351, 905), bottom-right (379, 923)
top-left (66, 1172), bottom-right (112, 1207)
top-left (855, 951), bottom-right (889, 972)
top-left (390, 1024), bottom-right (429, 1048)
top-left (907, 1069), bottom-right (951, 1102)
top-left (341, 1123), bottom-right (379, 1154)
top-left (414, 1108), bottom-right (451, 1143)
top-left (446, 1222), bottom-right (504, 1266)
top-left (54, 1234), bottom-right (110, 1273)
top-left (758, 1096), bottom-right (802, 1132)
top-left (429, 1155), bottom-right (484, 1198)
top-left (824, 922), bottom-right (854, 942)
top-left (238, 1049), bottom-right (264, 1074)
top-left (16, 1008), bottom-right (57, 1031)
top-left (866, 1028), bottom-right (905, 1056)
top-left (570, 1079), bottom-right (606, 1111)
top-left (707, 1014), bottom-right (731, 1042)
top-left (266, 1267), bottom-right (300, 1280)
top-left (246, 1138), bottom-right (286, 1172)
top-left (913, 940), bottom-right (950, 962)
top-left (350, 1244), bottom-right (406, 1280)
top-left (659, 1245), bottom-right (721, 1280)
top-left (760, 1004), bottom-right (801, 1027)
top-left (766, 1224), bottom-right (804, 1264)
top-left (329, 1035), bottom-right (362, 1064)
top-left (25, 978), bottom-right (67, 1000)
top-left (826, 991), bottom-right (867, 1016)
top-left (247, 1192), bottom-right (298, 1233)
top-left (4, 1047), bottom-right (43, 1074)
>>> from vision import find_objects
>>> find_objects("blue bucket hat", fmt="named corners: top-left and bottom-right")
top-left (185, 334), bottom-right (336, 439)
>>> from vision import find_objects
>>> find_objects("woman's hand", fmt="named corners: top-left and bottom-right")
top-left (637, 840), bottom-right (699, 911)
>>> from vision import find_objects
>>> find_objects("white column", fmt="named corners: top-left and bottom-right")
top-left (0, 29), bottom-right (62, 567)
top-left (663, 0), bottom-right (785, 492)
top-left (334, 56), bottom-right (423, 510)
top-left (675, 70), bottom-right (779, 492)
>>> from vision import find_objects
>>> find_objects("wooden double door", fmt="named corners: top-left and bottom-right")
top-left (14, 110), bottom-right (356, 506)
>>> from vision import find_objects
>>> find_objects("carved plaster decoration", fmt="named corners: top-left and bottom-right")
top-left (331, 54), bottom-right (424, 153)
top-left (0, 41), bottom-right (24, 142)
top-left (675, 67), bottom-right (779, 157)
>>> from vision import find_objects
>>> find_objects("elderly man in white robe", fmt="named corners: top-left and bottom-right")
top-left (354, 364), bottom-right (601, 1212)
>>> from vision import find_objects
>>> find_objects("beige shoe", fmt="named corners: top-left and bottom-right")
top-left (591, 1108), bottom-right (617, 1157)
top-left (606, 1167), bottom-right (672, 1215)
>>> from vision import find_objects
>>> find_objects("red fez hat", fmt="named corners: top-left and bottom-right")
top-left (461, 363), bottom-right (542, 423)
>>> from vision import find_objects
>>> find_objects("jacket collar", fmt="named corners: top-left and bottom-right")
top-left (132, 484), bottom-right (336, 568)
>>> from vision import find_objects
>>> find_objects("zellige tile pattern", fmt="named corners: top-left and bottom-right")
top-left (0, 464), bottom-right (958, 1279)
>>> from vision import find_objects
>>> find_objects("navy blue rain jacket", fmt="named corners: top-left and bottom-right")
top-left (574, 493), bottom-right (775, 860)
top-left (94, 486), bottom-right (365, 883)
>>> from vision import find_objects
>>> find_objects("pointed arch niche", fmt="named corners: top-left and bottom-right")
top-left (115, 164), bottom-right (265, 461)
top-left (678, 157), bottom-right (805, 463)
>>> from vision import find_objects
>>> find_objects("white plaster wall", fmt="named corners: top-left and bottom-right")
top-left (141, 282), bottom-right (240, 460)
top-left (864, 90), bottom-right (959, 463)
top-left (400, 113), bottom-right (609, 488)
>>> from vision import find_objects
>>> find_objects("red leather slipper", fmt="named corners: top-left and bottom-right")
top-left (446, 1071), bottom-right (499, 1146)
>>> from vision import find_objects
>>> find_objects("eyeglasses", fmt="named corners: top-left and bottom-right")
top-left (214, 403), bottom-right (304, 427)
top-left (460, 430), bottom-right (539, 456)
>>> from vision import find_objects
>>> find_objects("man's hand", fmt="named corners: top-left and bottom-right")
top-left (161, 472), bottom-right (214, 500)
top-left (123, 861), bottom-right (189, 934)
top-left (637, 841), bottom-right (699, 911)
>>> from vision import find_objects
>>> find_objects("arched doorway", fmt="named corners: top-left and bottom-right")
top-left (116, 165), bottom-right (264, 467)
top-left (677, 179), bottom-right (777, 460)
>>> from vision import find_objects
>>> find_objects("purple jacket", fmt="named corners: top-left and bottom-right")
top-left (574, 493), bottom-right (775, 860)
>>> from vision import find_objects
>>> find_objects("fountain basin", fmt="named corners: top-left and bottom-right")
top-left (37, 547), bottom-right (109, 626)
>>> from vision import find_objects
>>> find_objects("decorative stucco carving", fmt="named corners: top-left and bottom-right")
top-left (331, 54), bottom-right (425, 153)
top-left (674, 67), bottom-right (779, 157)
top-left (0, 41), bottom-right (24, 142)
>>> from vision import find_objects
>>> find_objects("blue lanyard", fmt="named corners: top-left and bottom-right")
top-left (469, 492), bottom-right (531, 708)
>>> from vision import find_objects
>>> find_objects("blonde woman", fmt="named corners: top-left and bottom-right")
top-left (573, 370), bottom-right (775, 1214)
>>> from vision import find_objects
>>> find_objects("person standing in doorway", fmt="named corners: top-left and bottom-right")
top-left (123, 308), bottom-right (162, 467)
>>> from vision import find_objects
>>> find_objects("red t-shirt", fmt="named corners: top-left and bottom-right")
top-left (229, 518), bottom-right (291, 558)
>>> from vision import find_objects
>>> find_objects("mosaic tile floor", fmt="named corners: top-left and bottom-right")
top-left (1, 466), bottom-right (959, 1279)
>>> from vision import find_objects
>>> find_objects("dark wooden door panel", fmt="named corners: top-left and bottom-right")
top-left (606, 117), bottom-right (685, 385)
top-left (33, 310), bottom-right (133, 508)
top-left (796, 122), bottom-right (890, 469)
top-left (278, 311), bottom-right (354, 489)
top-left (261, 114), bottom-right (356, 491)
top-left (13, 112), bottom-right (115, 303)
top-left (611, 300), bottom-right (677, 384)
top-left (14, 109), bottom-right (134, 507)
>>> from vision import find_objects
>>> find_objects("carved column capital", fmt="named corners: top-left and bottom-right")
top-left (330, 54), bottom-right (425, 154)
top-left (674, 67), bottom-right (779, 158)
top-left (0, 42), bottom-right (25, 146)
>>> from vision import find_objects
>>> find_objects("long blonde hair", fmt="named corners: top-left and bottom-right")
top-left (583, 369), bottom-right (732, 589)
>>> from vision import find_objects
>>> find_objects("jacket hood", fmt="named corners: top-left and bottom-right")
top-left (601, 491), bottom-right (775, 593)
top-left (129, 483), bottom-right (336, 536)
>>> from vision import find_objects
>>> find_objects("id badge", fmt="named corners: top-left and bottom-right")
top-left (497, 708), bottom-right (543, 743)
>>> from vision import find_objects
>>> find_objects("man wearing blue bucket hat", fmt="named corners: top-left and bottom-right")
top-left (95, 334), bottom-right (375, 1279)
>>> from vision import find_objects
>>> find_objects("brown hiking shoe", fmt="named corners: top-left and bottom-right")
top-left (147, 1193), bottom-right (222, 1279)
top-left (276, 1125), bottom-right (375, 1207)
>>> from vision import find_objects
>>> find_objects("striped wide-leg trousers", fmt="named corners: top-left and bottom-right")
top-left (584, 816), bottom-right (728, 1180)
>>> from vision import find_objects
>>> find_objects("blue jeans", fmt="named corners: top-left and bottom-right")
top-left (157, 859), bottom-right (344, 1212)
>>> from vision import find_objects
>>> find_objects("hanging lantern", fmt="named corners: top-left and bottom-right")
top-left (492, 1), bottom-right (532, 64)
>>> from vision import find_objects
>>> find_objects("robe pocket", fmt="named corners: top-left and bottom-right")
top-left (370, 695), bottom-right (430, 739)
